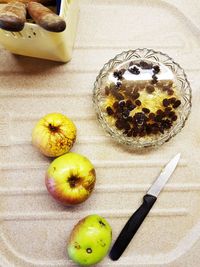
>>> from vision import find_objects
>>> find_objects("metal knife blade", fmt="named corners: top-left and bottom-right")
top-left (147, 153), bottom-right (181, 197)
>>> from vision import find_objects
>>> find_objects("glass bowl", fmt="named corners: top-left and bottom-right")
top-left (93, 48), bottom-right (192, 148)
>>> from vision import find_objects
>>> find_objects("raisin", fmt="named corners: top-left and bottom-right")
top-left (126, 100), bottom-right (132, 107)
top-left (127, 116), bottom-right (133, 122)
top-left (122, 110), bottom-right (130, 119)
top-left (114, 112), bottom-right (123, 119)
top-left (162, 86), bottom-right (170, 91)
top-left (149, 113), bottom-right (155, 120)
top-left (164, 107), bottom-right (172, 115)
top-left (152, 76), bottom-right (158, 83)
top-left (151, 123), bottom-right (159, 134)
top-left (113, 101), bottom-right (119, 109)
top-left (163, 99), bottom-right (170, 107)
top-left (153, 65), bottom-right (160, 74)
top-left (124, 123), bottom-right (131, 131)
top-left (127, 131), bottom-right (132, 137)
top-left (123, 130), bottom-right (129, 135)
top-left (167, 89), bottom-right (174, 96)
top-left (173, 100), bottom-right (181, 108)
top-left (156, 109), bottom-right (164, 116)
top-left (132, 92), bottom-right (140, 100)
top-left (113, 71), bottom-right (119, 78)
top-left (133, 87), bottom-right (139, 93)
top-left (159, 126), bottom-right (165, 134)
top-left (169, 97), bottom-right (176, 104)
top-left (113, 71), bottom-right (123, 80)
top-left (167, 81), bottom-right (173, 87)
top-left (132, 131), bottom-right (138, 137)
top-left (129, 61), bottom-right (134, 67)
top-left (146, 85), bottom-right (155, 94)
top-left (115, 119), bottom-right (124, 130)
top-left (135, 99), bottom-right (141, 106)
top-left (116, 82), bottom-right (122, 88)
top-left (161, 119), bottom-right (172, 129)
top-left (168, 111), bottom-right (175, 118)
top-left (142, 108), bottom-right (150, 114)
top-left (151, 79), bottom-right (158, 85)
top-left (155, 115), bottom-right (162, 122)
top-left (106, 107), bottom-right (114, 116)
top-left (128, 104), bottom-right (136, 111)
top-left (171, 115), bottom-right (178, 121)
top-left (146, 125), bottom-right (152, 134)
top-left (105, 86), bottom-right (110, 95)
top-left (120, 68), bottom-right (126, 74)
top-left (116, 93), bottom-right (124, 100)
top-left (140, 61), bottom-right (152, 69)
top-left (134, 112), bottom-right (147, 125)
top-left (119, 100), bottom-right (125, 108)
top-left (129, 66), bottom-right (140, 75)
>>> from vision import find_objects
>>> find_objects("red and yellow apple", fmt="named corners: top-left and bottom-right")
top-left (67, 214), bottom-right (112, 266)
top-left (32, 113), bottom-right (76, 157)
top-left (45, 152), bottom-right (96, 205)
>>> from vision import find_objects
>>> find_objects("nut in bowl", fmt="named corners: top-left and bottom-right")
top-left (93, 48), bottom-right (192, 148)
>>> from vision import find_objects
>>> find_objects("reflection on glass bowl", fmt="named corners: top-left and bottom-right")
top-left (93, 48), bottom-right (192, 148)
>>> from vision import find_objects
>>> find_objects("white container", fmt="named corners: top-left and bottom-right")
top-left (0, 0), bottom-right (79, 62)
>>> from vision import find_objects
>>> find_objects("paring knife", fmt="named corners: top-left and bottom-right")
top-left (109, 153), bottom-right (181, 261)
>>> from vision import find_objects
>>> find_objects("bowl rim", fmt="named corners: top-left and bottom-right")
top-left (93, 48), bottom-right (192, 148)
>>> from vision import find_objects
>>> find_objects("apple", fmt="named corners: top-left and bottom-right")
top-left (32, 113), bottom-right (76, 157)
top-left (67, 215), bottom-right (112, 266)
top-left (45, 152), bottom-right (96, 205)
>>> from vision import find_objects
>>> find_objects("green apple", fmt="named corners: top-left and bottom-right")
top-left (45, 153), bottom-right (96, 205)
top-left (67, 215), bottom-right (112, 266)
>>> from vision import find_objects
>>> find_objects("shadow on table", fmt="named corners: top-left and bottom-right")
top-left (12, 54), bottom-right (67, 75)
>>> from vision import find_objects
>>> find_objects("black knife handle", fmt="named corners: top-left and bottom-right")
top-left (109, 194), bottom-right (157, 261)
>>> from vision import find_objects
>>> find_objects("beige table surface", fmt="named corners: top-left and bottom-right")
top-left (0, 0), bottom-right (200, 266)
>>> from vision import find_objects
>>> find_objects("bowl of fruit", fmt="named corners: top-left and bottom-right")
top-left (93, 48), bottom-right (192, 148)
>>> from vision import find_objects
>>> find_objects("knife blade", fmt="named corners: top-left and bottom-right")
top-left (147, 153), bottom-right (181, 197)
top-left (109, 153), bottom-right (181, 261)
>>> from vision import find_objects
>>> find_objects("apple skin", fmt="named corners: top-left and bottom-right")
top-left (67, 215), bottom-right (112, 266)
top-left (32, 113), bottom-right (76, 157)
top-left (45, 152), bottom-right (96, 205)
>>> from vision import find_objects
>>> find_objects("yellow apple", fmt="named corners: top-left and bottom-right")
top-left (45, 152), bottom-right (96, 205)
top-left (32, 113), bottom-right (76, 157)
top-left (67, 215), bottom-right (112, 266)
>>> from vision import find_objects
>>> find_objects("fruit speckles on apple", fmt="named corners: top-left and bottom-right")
top-left (98, 239), bottom-right (106, 247)
top-left (67, 215), bottom-right (112, 266)
top-left (32, 113), bottom-right (77, 157)
top-left (99, 220), bottom-right (106, 227)
top-left (45, 153), bottom-right (96, 205)
top-left (74, 242), bottom-right (81, 250)
top-left (89, 168), bottom-right (96, 177)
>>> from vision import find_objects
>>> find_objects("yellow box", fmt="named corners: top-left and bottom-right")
top-left (0, 0), bottom-right (79, 62)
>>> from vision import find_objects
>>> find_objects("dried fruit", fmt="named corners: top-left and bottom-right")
top-left (146, 85), bottom-right (155, 94)
top-left (173, 100), bottom-right (181, 108)
top-left (153, 65), bottom-right (160, 74)
top-left (102, 60), bottom-right (181, 139)
top-left (163, 99), bottom-right (169, 107)
top-left (135, 99), bottom-right (141, 106)
top-left (142, 108), bottom-right (150, 114)
top-left (106, 107), bottom-right (114, 116)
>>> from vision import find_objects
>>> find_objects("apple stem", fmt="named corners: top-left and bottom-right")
top-left (68, 176), bottom-right (81, 188)
top-left (49, 123), bottom-right (58, 132)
